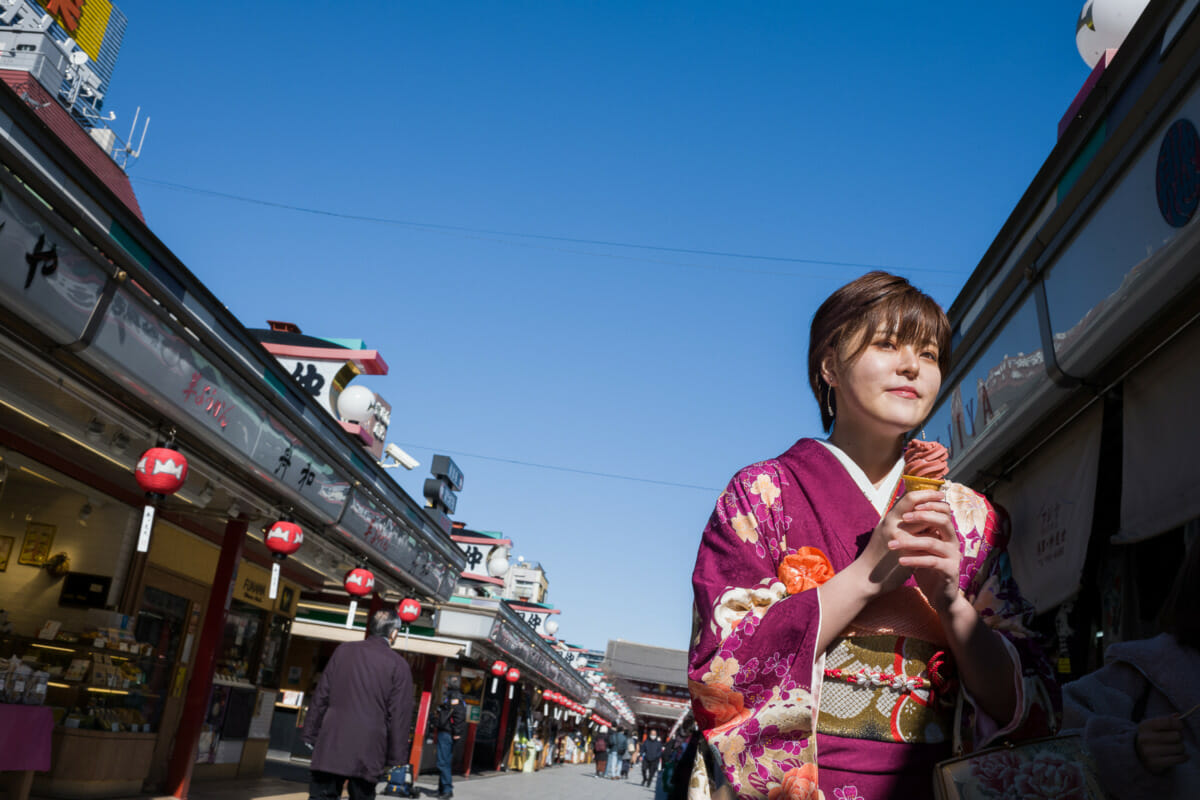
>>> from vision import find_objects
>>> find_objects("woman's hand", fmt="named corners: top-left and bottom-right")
top-left (853, 490), bottom-right (950, 597)
top-left (1136, 715), bottom-right (1187, 773)
top-left (886, 492), bottom-right (962, 612)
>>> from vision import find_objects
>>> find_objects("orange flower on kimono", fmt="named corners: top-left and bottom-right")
top-left (768, 763), bottom-right (823, 800)
top-left (778, 547), bottom-right (835, 594)
top-left (689, 680), bottom-right (752, 733)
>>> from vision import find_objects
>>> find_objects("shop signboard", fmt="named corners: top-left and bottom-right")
top-left (506, 603), bottom-right (559, 638)
top-left (337, 488), bottom-right (458, 600)
top-left (0, 181), bottom-right (113, 345)
top-left (454, 535), bottom-right (509, 576)
top-left (85, 285), bottom-right (350, 523)
top-left (232, 562), bottom-right (275, 612)
top-left (488, 609), bottom-right (590, 700)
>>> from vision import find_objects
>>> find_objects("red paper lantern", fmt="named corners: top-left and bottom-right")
top-left (506, 667), bottom-right (520, 683)
top-left (135, 447), bottom-right (188, 495)
top-left (398, 598), bottom-right (421, 623)
top-left (491, 660), bottom-right (508, 677)
top-left (265, 521), bottom-right (303, 557)
top-left (344, 567), bottom-right (375, 596)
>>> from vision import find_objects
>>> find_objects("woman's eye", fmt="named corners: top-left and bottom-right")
top-left (875, 339), bottom-right (896, 350)
top-left (921, 350), bottom-right (938, 361)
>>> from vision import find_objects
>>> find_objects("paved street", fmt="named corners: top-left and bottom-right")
top-left (112, 762), bottom-right (667, 800)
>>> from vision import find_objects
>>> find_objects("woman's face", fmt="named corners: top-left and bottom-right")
top-left (825, 325), bottom-right (941, 436)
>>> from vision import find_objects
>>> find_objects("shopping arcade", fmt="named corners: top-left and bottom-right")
top-left (0, 73), bottom-right (466, 798)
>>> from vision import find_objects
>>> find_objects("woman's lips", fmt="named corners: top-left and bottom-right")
top-left (888, 387), bottom-right (919, 398)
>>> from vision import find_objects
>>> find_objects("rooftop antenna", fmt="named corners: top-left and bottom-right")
top-left (116, 105), bottom-right (149, 170)
top-left (62, 49), bottom-right (89, 105)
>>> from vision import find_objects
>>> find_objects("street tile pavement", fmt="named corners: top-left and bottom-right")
top-left (103, 762), bottom-right (665, 800)
top-left (411, 763), bottom-right (664, 800)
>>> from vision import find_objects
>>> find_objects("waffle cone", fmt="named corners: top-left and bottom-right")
top-left (902, 474), bottom-right (945, 493)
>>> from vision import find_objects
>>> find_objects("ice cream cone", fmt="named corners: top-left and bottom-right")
top-left (902, 474), bottom-right (945, 493)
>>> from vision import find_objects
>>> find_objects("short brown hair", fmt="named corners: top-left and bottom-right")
top-left (808, 271), bottom-right (951, 431)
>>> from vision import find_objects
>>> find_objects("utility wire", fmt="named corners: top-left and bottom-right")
top-left (131, 176), bottom-right (966, 279)
top-left (392, 441), bottom-right (722, 493)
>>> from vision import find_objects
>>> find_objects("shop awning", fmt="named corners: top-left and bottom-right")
top-left (290, 620), bottom-right (468, 658)
top-left (1117, 321), bottom-right (1200, 543)
top-left (994, 404), bottom-right (1103, 612)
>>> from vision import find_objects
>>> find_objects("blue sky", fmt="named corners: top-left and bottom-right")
top-left (105, 2), bottom-right (1093, 652)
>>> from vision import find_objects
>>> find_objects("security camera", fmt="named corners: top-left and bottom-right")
top-left (382, 444), bottom-right (420, 471)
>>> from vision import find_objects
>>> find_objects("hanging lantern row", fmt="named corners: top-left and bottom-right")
top-left (265, 519), bottom-right (303, 600)
top-left (343, 567), bottom-right (375, 628)
top-left (506, 666), bottom-right (520, 699)
top-left (134, 443), bottom-right (189, 553)
top-left (490, 660), bottom-right (508, 694)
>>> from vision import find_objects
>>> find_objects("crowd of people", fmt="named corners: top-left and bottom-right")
top-left (589, 725), bottom-right (690, 790)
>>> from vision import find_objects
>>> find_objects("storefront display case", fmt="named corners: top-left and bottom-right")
top-left (0, 622), bottom-right (158, 798)
top-left (0, 629), bottom-right (158, 732)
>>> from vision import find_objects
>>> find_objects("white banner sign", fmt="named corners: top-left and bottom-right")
top-left (995, 405), bottom-right (1102, 613)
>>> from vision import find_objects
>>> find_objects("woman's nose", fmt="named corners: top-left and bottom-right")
top-left (897, 347), bottom-right (920, 375)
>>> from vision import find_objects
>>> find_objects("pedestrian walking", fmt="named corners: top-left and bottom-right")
top-left (434, 676), bottom-right (468, 798)
top-left (593, 726), bottom-right (609, 776)
top-left (606, 727), bottom-right (626, 779)
top-left (640, 729), bottom-right (664, 787)
top-left (302, 608), bottom-right (413, 800)
top-left (621, 730), bottom-right (635, 779)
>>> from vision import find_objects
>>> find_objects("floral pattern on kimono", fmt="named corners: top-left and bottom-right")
top-left (688, 439), bottom-right (1057, 800)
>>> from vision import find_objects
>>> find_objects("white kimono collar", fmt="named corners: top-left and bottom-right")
top-left (815, 439), bottom-right (904, 518)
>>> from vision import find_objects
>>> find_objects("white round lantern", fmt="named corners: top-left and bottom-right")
top-left (546, 619), bottom-right (559, 636)
top-left (337, 384), bottom-right (376, 424)
top-left (487, 545), bottom-right (510, 578)
top-left (1076, 0), bottom-right (1150, 68)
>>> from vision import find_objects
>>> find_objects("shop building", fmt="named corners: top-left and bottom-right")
top-left (426, 527), bottom-right (624, 774)
top-left (603, 640), bottom-right (688, 735)
top-left (924, 0), bottom-right (1200, 679)
top-left (0, 5), bottom-right (465, 797)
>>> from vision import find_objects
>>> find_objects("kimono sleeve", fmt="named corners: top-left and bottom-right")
top-left (687, 463), bottom-right (822, 794)
top-left (954, 489), bottom-right (1059, 749)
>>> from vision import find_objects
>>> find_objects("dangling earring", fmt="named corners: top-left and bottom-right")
top-left (826, 385), bottom-right (835, 419)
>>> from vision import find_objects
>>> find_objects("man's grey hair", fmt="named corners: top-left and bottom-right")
top-left (367, 608), bottom-right (399, 638)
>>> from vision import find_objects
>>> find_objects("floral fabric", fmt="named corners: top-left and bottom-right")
top-left (688, 439), bottom-right (1055, 800)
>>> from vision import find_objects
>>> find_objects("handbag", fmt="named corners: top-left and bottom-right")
top-left (933, 684), bottom-right (1108, 800)
top-left (933, 733), bottom-right (1109, 800)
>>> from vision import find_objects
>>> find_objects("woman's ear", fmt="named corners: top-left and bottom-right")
top-left (819, 350), bottom-right (839, 388)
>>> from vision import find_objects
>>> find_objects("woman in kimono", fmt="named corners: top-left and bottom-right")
top-left (686, 272), bottom-right (1055, 800)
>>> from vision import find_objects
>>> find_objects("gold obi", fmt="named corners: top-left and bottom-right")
top-left (816, 634), bottom-right (955, 744)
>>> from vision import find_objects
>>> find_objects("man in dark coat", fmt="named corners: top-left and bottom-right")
top-left (640, 728), bottom-right (664, 787)
top-left (303, 608), bottom-right (413, 800)
top-left (434, 677), bottom-right (468, 798)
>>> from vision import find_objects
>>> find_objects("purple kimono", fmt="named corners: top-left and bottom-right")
top-left (687, 439), bottom-right (1054, 800)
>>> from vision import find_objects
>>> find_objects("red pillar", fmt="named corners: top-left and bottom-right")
top-left (165, 517), bottom-right (247, 799)
top-left (493, 690), bottom-right (512, 772)
top-left (462, 721), bottom-right (478, 776)
top-left (409, 657), bottom-right (441, 775)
